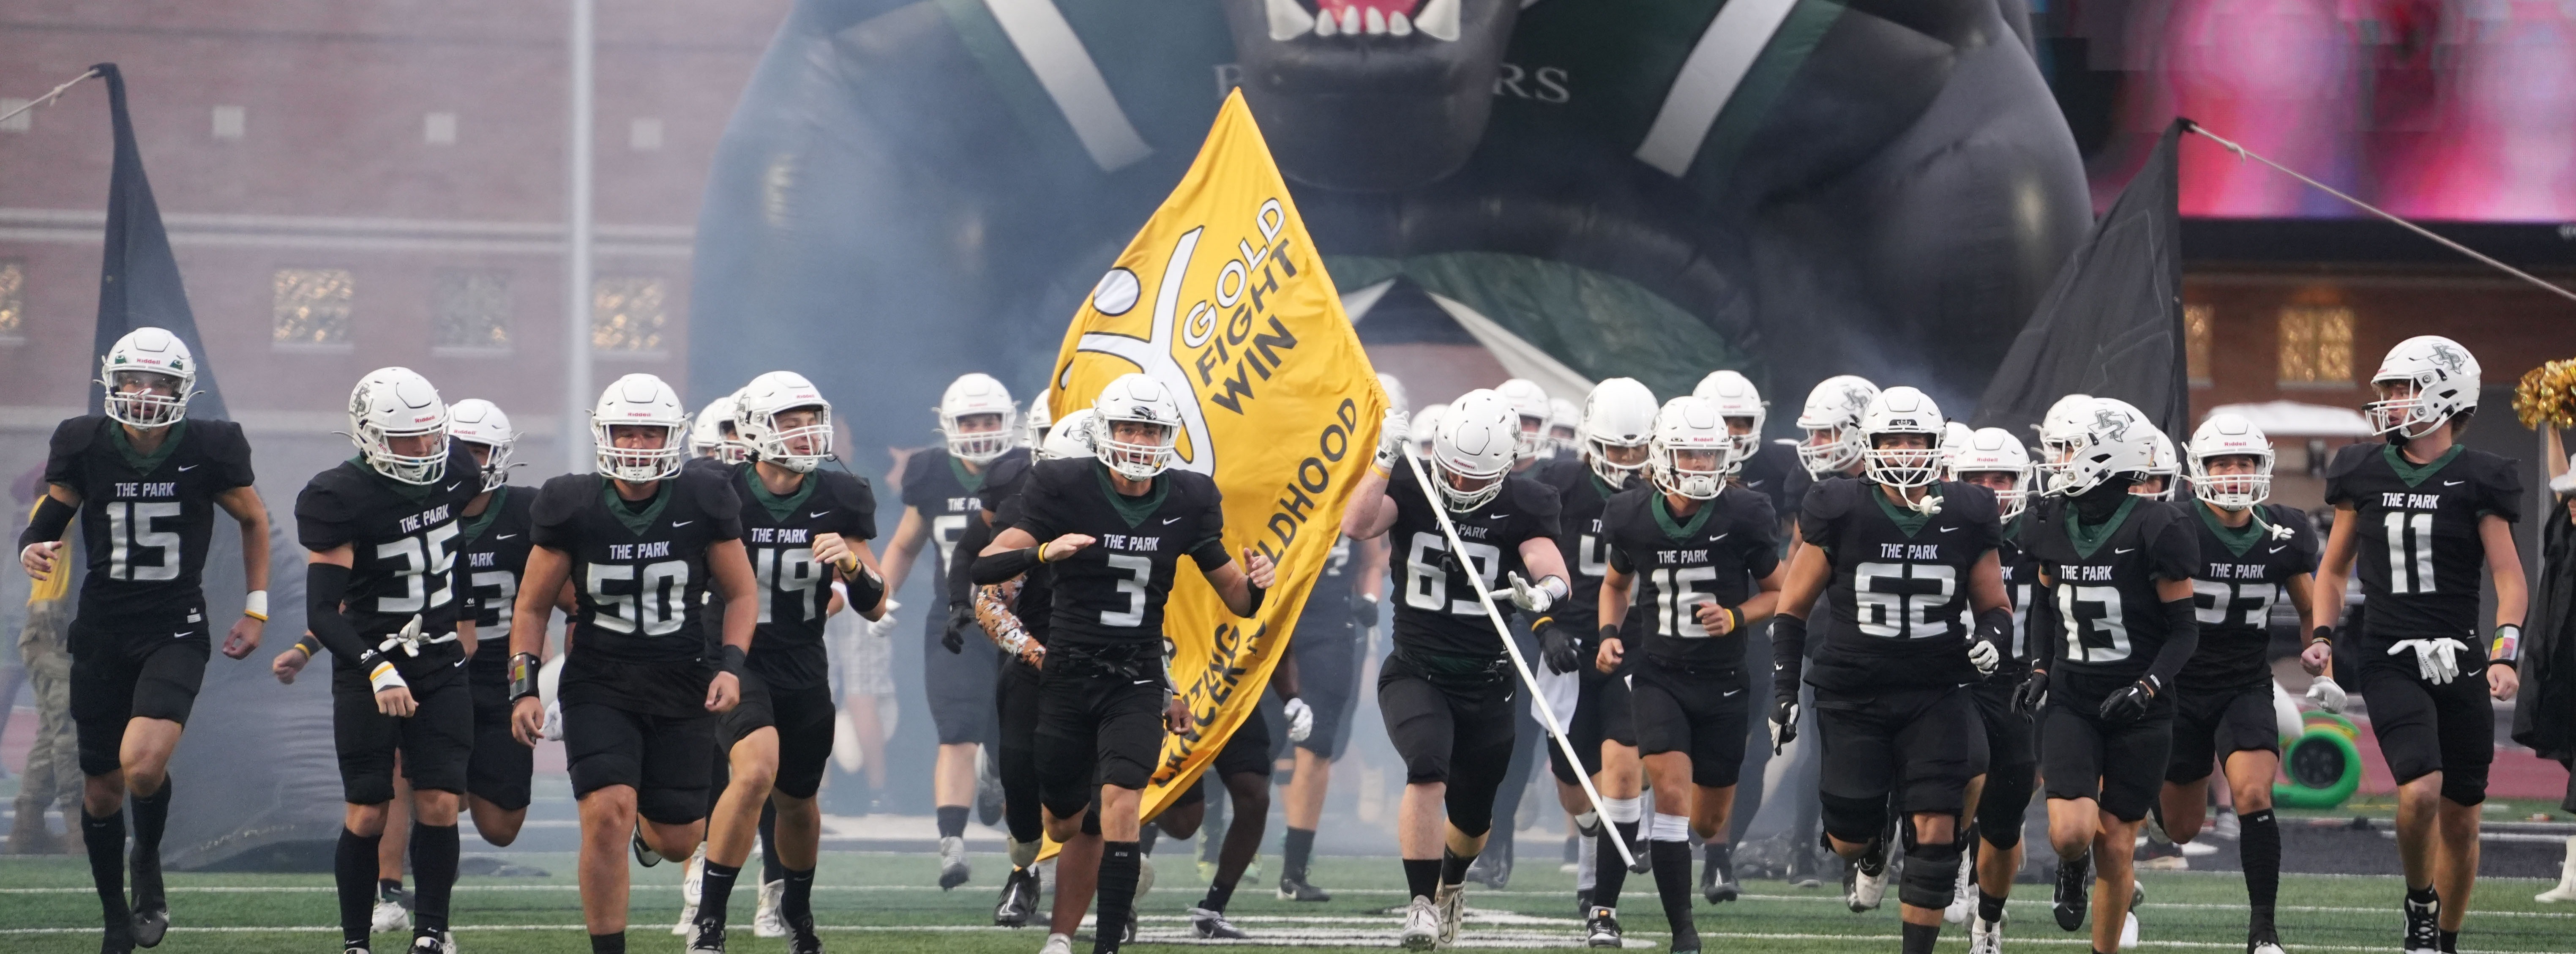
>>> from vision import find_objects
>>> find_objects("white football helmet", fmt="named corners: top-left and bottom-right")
top-left (348, 367), bottom-right (451, 486)
top-left (1378, 373), bottom-right (1411, 421)
top-left (1040, 408), bottom-right (1098, 462)
top-left (1431, 391), bottom-right (1520, 512)
top-left (592, 373), bottom-right (689, 483)
top-left (447, 398), bottom-right (516, 492)
top-left (1693, 369), bottom-right (1767, 464)
top-left (98, 327), bottom-right (198, 429)
top-left (2051, 399), bottom-right (2160, 498)
top-left (1493, 378), bottom-right (1553, 460)
top-left (1090, 373), bottom-right (1184, 481)
top-left (2188, 413), bottom-right (2274, 510)
top-left (1650, 396), bottom-right (1733, 501)
top-left (1795, 375), bottom-right (1880, 478)
top-left (1546, 398), bottom-right (1581, 458)
top-left (1859, 386), bottom-right (1946, 490)
top-left (939, 373), bottom-right (1018, 465)
top-left (1580, 378), bottom-right (1659, 489)
top-left (735, 371), bottom-right (833, 473)
top-left (691, 393), bottom-right (748, 464)
top-left (1936, 421), bottom-right (1975, 474)
top-left (1947, 427), bottom-right (2033, 521)
top-left (2033, 393), bottom-right (2097, 494)
top-left (1411, 403), bottom-right (1449, 455)
top-left (2135, 429), bottom-right (2180, 500)
top-left (2366, 335), bottom-right (2481, 440)
top-left (1025, 391), bottom-right (1053, 449)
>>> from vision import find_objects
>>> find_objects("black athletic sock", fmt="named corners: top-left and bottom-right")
top-left (1593, 821), bottom-right (1637, 911)
top-left (1977, 886), bottom-right (2008, 924)
top-left (2240, 808), bottom-right (2279, 932)
top-left (1403, 858), bottom-right (1441, 901)
top-left (699, 860), bottom-right (742, 928)
top-left (1650, 840), bottom-right (1696, 947)
top-left (335, 827), bottom-right (380, 946)
top-left (410, 823), bottom-right (459, 934)
top-left (130, 779), bottom-right (170, 896)
top-left (1900, 921), bottom-right (1940, 954)
top-left (1438, 847), bottom-right (1477, 886)
top-left (588, 931), bottom-right (625, 954)
top-left (1201, 878), bottom-right (1236, 913)
top-left (759, 801), bottom-right (787, 885)
top-left (936, 805), bottom-right (969, 840)
top-left (782, 867), bottom-right (817, 928)
top-left (2439, 929), bottom-right (2459, 953)
top-left (1094, 841), bottom-right (1141, 954)
top-left (378, 878), bottom-right (404, 899)
top-left (1283, 827), bottom-right (1317, 880)
top-left (1200, 796), bottom-right (1228, 864)
top-left (1140, 826), bottom-right (1160, 854)
top-left (83, 809), bottom-right (131, 928)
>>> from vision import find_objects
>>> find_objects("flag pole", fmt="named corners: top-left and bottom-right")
top-left (0, 67), bottom-right (100, 127)
top-left (1398, 448), bottom-right (1637, 870)
top-left (562, 0), bottom-right (597, 472)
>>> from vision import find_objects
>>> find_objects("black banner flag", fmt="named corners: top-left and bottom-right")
top-left (90, 63), bottom-right (225, 420)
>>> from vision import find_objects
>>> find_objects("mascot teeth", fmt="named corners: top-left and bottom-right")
top-left (1266, 0), bottom-right (1316, 40)
top-left (1414, 0), bottom-right (1458, 40)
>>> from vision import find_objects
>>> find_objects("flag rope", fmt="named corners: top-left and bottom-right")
top-left (1397, 447), bottom-right (1638, 870)
top-left (2184, 120), bottom-right (2576, 307)
top-left (0, 67), bottom-right (102, 127)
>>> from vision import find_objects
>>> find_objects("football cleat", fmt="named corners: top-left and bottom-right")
top-left (1701, 843), bottom-right (1741, 903)
top-left (754, 878), bottom-right (788, 938)
top-left (409, 929), bottom-right (456, 954)
top-left (1189, 907), bottom-right (1249, 940)
top-left (2053, 851), bottom-right (2091, 932)
top-left (1435, 881), bottom-right (1468, 945)
top-left (672, 848), bottom-right (704, 935)
top-left (1970, 908), bottom-right (2005, 954)
top-left (1276, 873), bottom-right (1331, 902)
top-left (631, 826), bottom-right (662, 867)
top-left (2119, 910), bottom-right (2140, 949)
top-left (1583, 906), bottom-right (1623, 949)
top-left (1943, 853), bottom-right (1975, 924)
top-left (995, 867), bottom-right (1040, 927)
top-left (687, 916), bottom-right (727, 954)
top-left (1040, 933), bottom-right (1074, 954)
top-left (937, 836), bottom-right (971, 890)
top-left (129, 850), bottom-right (168, 949)
top-left (2402, 890), bottom-right (2440, 954)
top-left (1786, 843), bottom-right (1824, 888)
top-left (1400, 896), bottom-right (1439, 951)
top-left (1846, 842), bottom-right (1890, 913)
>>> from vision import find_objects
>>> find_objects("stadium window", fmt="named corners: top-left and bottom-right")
top-left (2184, 303), bottom-right (2213, 386)
top-left (2276, 304), bottom-right (2352, 388)
top-left (273, 267), bottom-right (355, 348)
top-left (432, 271), bottom-right (511, 352)
top-left (0, 259), bottom-right (24, 341)
top-left (592, 276), bottom-right (667, 354)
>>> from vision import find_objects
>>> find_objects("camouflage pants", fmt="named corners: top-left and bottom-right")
top-left (14, 599), bottom-right (79, 823)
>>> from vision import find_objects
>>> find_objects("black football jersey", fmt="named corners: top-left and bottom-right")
top-left (732, 463), bottom-right (878, 690)
top-left (531, 468), bottom-right (744, 714)
top-left (1995, 520), bottom-right (2042, 672)
top-left (2324, 443), bottom-right (2521, 646)
top-left (1603, 485), bottom-right (1779, 669)
top-left (1009, 457), bottom-right (1228, 648)
top-left (2179, 502), bottom-right (2317, 692)
top-left (900, 446), bottom-right (1030, 640)
top-left (1734, 441), bottom-right (1798, 524)
top-left (42, 415), bottom-right (257, 633)
top-left (1294, 534), bottom-right (1361, 636)
top-left (2023, 495), bottom-right (2200, 686)
top-left (455, 485), bottom-right (535, 683)
top-left (1534, 457), bottom-right (1619, 632)
top-left (294, 443), bottom-right (483, 682)
top-left (1384, 463), bottom-right (1563, 659)
top-left (1798, 477), bottom-right (2004, 691)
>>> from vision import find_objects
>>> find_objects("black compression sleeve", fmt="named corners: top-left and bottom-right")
top-left (2027, 581), bottom-right (2060, 672)
top-left (2147, 596), bottom-right (2199, 686)
top-left (305, 562), bottom-right (372, 662)
top-left (1770, 614), bottom-right (1808, 700)
top-left (1974, 606), bottom-right (2014, 654)
top-left (971, 547), bottom-right (1042, 585)
top-left (841, 562), bottom-right (886, 615)
top-left (17, 495), bottom-right (75, 550)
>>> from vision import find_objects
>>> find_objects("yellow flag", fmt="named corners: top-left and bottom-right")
top-left (1048, 89), bottom-right (1383, 822)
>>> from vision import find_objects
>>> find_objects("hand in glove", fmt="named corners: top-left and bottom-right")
top-left (2013, 669), bottom-right (2049, 715)
top-left (1967, 637), bottom-right (2000, 676)
top-left (1540, 622), bottom-right (1585, 675)
top-left (1769, 697), bottom-right (1800, 754)
top-left (2303, 675), bottom-right (2347, 714)
top-left (540, 700), bottom-right (565, 741)
top-left (867, 599), bottom-right (902, 639)
top-left (1282, 697), bottom-right (1314, 743)
top-left (1493, 572), bottom-right (1563, 614)
top-left (2097, 675), bottom-right (2162, 724)
top-left (1374, 409), bottom-right (1409, 470)
top-left (2389, 638), bottom-right (2468, 685)
top-left (942, 601), bottom-right (977, 655)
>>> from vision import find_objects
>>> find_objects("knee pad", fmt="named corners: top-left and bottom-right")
top-left (1976, 763), bottom-right (2035, 850)
top-left (637, 786), bottom-right (709, 828)
top-left (1447, 797), bottom-right (1495, 839)
top-left (1820, 792), bottom-right (1887, 847)
top-left (1898, 834), bottom-right (1965, 910)
top-left (2441, 771), bottom-right (2488, 808)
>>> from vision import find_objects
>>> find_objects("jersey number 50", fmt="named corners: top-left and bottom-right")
top-left (590, 560), bottom-right (691, 636)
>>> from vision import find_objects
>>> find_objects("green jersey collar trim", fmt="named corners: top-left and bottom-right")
top-left (2066, 494), bottom-right (2141, 560)
top-left (1652, 492), bottom-right (1719, 540)
top-left (742, 465), bottom-right (818, 523)
top-left (949, 454), bottom-right (987, 495)
top-left (2194, 501), bottom-right (2265, 558)
top-left (457, 486), bottom-right (511, 546)
top-left (599, 476), bottom-right (671, 536)
top-left (109, 418), bottom-right (187, 476)
top-left (1091, 459), bottom-right (1167, 529)
top-left (342, 453), bottom-right (437, 503)
top-left (1870, 486), bottom-right (1938, 537)
top-left (2382, 443), bottom-right (2463, 489)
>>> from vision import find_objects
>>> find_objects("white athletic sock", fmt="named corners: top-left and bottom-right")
top-left (1650, 813), bottom-right (1692, 843)
top-left (1602, 797), bottom-right (1643, 825)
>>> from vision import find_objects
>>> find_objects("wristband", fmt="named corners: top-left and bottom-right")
top-left (508, 653), bottom-right (542, 702)
top-left (1243, 580), bottom-right (1266, 616)
top-left (243, 590), bottom-right (270, 621)
top-left (720, 644), bottom-right (748, 678)
top-left (366, 655), bottom-right (407, 693)
top-left (1033, 544), bottom-right (1050, 564)
top-left (294, 632), bottom-right (322, 657)
top-left (2309, 625), bottom-right (2335, 648)
top-left (2491, 623), bottom-right (2521, 663)
top-left (1725, 607), bottom-right (1741, 631)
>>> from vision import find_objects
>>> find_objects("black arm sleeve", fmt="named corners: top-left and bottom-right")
top-left (2028, 578), bottom-right (2061, 671)
top-left (1771, 614), bottom-right (1808, 700)
top-left (18, 495), bottom-right (75, 550)
top-left (972, 547), bottom-right (1042, 585)
top-left (306, 562), bottom-right (372, 662)
top-left (2148, 596), bottom-right (2199, 686)
top-left (1974, 606), bottom-right (2014, 652)
top-left (950, 514), bottom-right (996, 611)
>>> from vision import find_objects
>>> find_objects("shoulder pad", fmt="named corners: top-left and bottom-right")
top-left (1729, 485), bottom-right (1779, 525)
top-left (1509, 474), bottom-right (1562, 516)
top-left (2322, 441), bottom-right (2378, 479)
top-left (47, 415), bottom-right (103, 459)
top-left (531, 473), bottom-right (599, 526)
top-left (1939, 480), bottom-right (2000, 522)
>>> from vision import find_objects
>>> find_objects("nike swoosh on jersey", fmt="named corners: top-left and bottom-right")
top-left (1162, 516), bottom-right (1183, 525)
top-left (176, 465), bottom-right (199, 472)
top-left (1713, 533), bottom-right (1728, 541)
top-left (2269, 545), bottom-right (2288, 553)
top-left (2442, 480), bottom-right (2465, 486)
top-left (1721, 688), bottom-right (1742, 697)
top-left (671, 520), bottom-right (693, 528)
top-left (810, 510), bottom-right (831, 518)
top-left (1937, 526), bottom-right (1960, 533)
top-left (1488, 513), bottom-right (1510, 519)
top-left (496, 534), bottom-right (518, 540)
top-left (2115, 547), bottom-right (2136, 554)
top-left (173, 631), bottom-right (191, 638)
top-left (446, 482), bottom-right (463, 492)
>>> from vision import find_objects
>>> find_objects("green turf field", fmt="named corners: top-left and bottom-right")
top-left (2, 851), bottom-right (2569, 953)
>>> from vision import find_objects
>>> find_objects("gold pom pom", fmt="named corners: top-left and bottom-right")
top-left (2516, 358), bottom-right (2576, 429)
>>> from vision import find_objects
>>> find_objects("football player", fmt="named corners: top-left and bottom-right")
top-left (690, 393), bottom-right (749, 470)
top-left (443, 399), bottom-right (543, 850)
top-left (1411, 404), bottom-right (1448, 459)
top-left (1340, 389), bottom-right (1569, 950)
top-left (1768, 374), bottom-right (1880, 888)
top-left (1691, 368), bottom-right (1788, 897)
top-left (2311, 337), bottom-right (2524, 954)
top-left (506, 374), bottom-right (759, 954)
top-left (2018, 399), bottom-right (2199, 954)
top-left (971, 374), bottom-right (1274, 954)
top-left (1532, 378), bottom-right (1656, 919)
top-left (296, 368), bottom-right (483, 954)
top-left (1548, 398), bottom-right (1583, 459)
top-left (1474, 377), bottom-right (1566, 886)
top-left (1495, 378), bottom-right (1557, 471)
top-left (879, 372), bottom-right (1027, 888)
top-left (1942, 427), bottom-right (2043, 954)
top-left (20, 328), bottom-right (270, 954)
top-left (683, 372), bottom-right (887, 954)
top-left (1591, 396), bottom-right (1783, 951)
top-left (1768, 387), bottom-right (2013, 954)
top-left (2156, 414), bottom-right (2316, 954)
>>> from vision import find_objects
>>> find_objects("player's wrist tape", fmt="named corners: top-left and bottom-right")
top-left (2309, 626), bottom-right (2334, 648)
top-left (720, 644), bottom-right (748, 678)
top-left (1242, 581), bottom-right (1266, 616)
top-left (1536, 574), bottom-right (1570, 604)
top-left (2491, 624), bottom-right (2521, 664)
top-left (366, 655), bottom-right (407, 692)
top-left (293, 632), bottom-right (322, 656)
top-left (508, 653), bottom-right (542, 702)
top-left (242, 590), bottom-right (269, 621)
